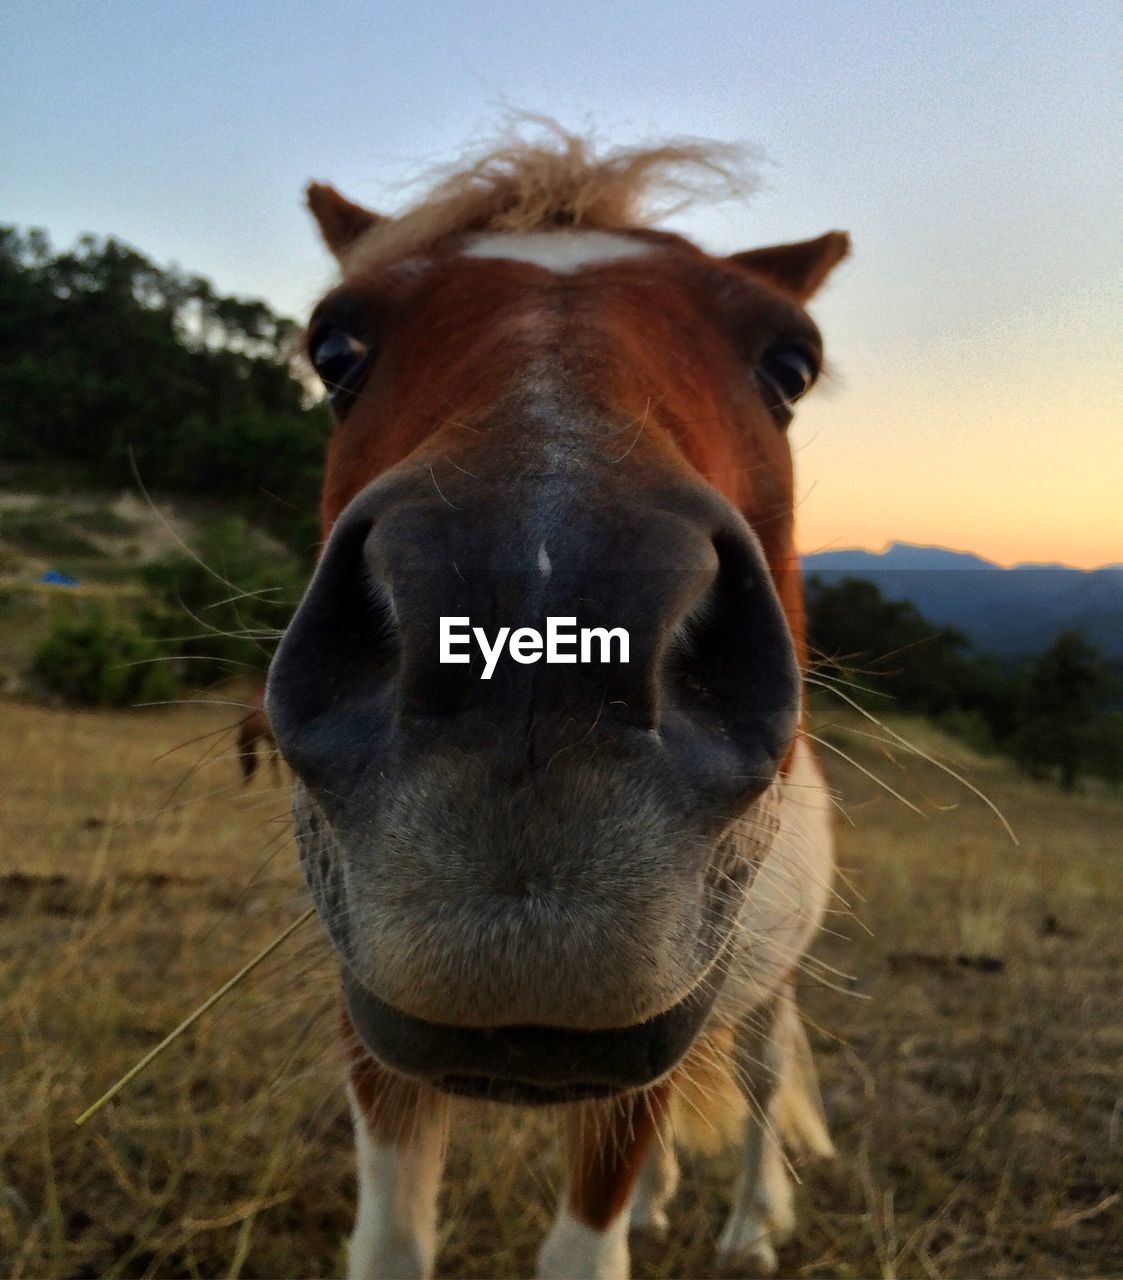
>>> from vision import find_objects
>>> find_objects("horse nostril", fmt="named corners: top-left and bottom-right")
top-left (266, 515), bottom-right (401, 786)
top-left (659, 526), bottom-right (800, 802)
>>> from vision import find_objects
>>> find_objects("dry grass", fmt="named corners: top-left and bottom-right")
top-left (1, 698), bottom-right (1119, 1278)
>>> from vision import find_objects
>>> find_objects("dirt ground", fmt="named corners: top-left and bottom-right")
top-left (1, 698), bottom-right (1119, 1278)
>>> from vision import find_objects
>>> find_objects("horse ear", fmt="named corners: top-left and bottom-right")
top-left (306, 182), bottom-right (386, 261)
top-left (727, 231), bottom-right (850, 300)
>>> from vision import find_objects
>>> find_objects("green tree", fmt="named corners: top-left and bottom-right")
top-left (805, 576), bottom-right (982, 716)
top-left (1011, 631), bottom-right (1113, 790)
top-left (0, 226), bottom-right (329, 555)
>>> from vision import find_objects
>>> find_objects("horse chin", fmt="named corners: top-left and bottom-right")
top-left (339, 964), bottom-right (726, 1104)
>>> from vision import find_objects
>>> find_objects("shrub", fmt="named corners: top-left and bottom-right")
top-left (141, 517), bottom-right (307, 684)
top-left (32, 607), bottom-right (177, 706)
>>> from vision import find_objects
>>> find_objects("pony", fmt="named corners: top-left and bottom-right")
top-left (265, 126), bottom-right (849, 1279)
top-left (235, 696), bottom-right (282, 785)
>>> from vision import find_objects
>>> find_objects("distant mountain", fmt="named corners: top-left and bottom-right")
top-left (802, 542), bottom-right (1123, 658)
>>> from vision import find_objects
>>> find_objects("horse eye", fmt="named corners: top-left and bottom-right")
top-left (755, 345), bottom-right (819, 425)
top-left (310, 326), bottom-right (370, 402)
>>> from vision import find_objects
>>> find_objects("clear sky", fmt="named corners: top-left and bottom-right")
top-left (3, 0), bottom-right (1118, 567)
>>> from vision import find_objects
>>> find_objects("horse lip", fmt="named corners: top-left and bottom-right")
top-left (341, 966), bottom-right (725, 1098)
top-left (434, 1077), bottom-right (621, 1105)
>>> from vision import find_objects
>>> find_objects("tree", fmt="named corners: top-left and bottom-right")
top-left (0, 225), bottom-right (329, 556)
top-left (1011, 631), bottom-right (1113, 790)
top-left (805, 575), bottom-right (980, 717)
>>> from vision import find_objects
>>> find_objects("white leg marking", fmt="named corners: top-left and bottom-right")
top-left (346, 1085), bottom-right (446, 1280)
top-left (716, 1106), bottom-right (792, 1275)
top-left (538, 1205), bottom-right (630, 1280)
top-left (628, 1130), bottom-right (679, 1237)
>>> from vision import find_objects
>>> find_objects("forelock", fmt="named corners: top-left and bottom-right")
top-left (340, 118), bottom-right (760, 275)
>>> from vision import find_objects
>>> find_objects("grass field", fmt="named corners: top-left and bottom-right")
top-left (1, 697), bottom-right (1119, 1279)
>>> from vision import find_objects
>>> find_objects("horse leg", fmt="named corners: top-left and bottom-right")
top-left (627, 1107), bottom-right (678, 1237)
top-left (716, 1098), bottom-right (791, 1274)
top-left (346, 1045), bottom-right (449, 1280)
top-left (716, 991), bottom-right (832, 1275)
top-left (538, 1085), bottom-right (669, 1280)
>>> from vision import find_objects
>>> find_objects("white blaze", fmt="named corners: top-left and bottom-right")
top-left (462, 229), bottom-right (656, 273)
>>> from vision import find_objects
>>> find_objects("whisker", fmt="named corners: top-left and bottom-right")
top-left (802, 730), bottom-right (925, 816)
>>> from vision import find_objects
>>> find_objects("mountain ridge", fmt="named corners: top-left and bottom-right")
top-left (801, 541), bottom-right (1123, 658)
top-left (801, 540), bottom-right (1120, 574)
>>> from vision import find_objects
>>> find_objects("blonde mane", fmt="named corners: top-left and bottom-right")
top-left (340, 121), bottom-right (759, 273)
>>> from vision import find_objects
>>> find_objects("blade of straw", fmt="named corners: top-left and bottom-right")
top-left (74, 907), bottom-right (317, 1127)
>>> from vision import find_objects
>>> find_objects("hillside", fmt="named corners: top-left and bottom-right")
top-left (0, 487), bottom-right (306, 694)
top-left (803, 542), bottom-right (1123, 657)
